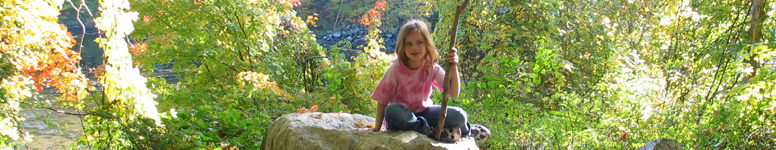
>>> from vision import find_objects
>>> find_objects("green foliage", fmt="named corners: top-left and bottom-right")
top-left (152, 104), bottom-right (271, 149)
top-left (325, 0), bottom-right (375, 27)
top-left (380, 0), bottom-right (430, 30)
top-left (130, 0), bottom-right (324, 103)
top-left (128, 0), bottom-right (325, 148)
top-left (319, 1), bottom-right (393, 115)
top-left (430, 0), bottom-right (775, 149)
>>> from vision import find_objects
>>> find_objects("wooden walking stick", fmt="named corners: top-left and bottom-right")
top-left (435, 0), bottom-right (470, 140)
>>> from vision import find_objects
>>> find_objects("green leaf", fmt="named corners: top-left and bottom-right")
top-left (533, 76), bottom-right (541, 84)
top-left (484, 55), bottom-right (494, 61)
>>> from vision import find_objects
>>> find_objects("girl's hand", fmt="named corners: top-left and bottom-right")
top-left (446, 47), bottom-right (459, 66)
top-left (370, 127), bottom-right (381, 132)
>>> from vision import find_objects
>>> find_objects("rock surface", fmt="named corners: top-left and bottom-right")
top-left (261, 112), bottom-right (479, 150)
top-left (636, 139), bottom-right (683, 150)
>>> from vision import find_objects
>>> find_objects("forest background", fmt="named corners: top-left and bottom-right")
top-left (1, 0), bottom-right (775, 149)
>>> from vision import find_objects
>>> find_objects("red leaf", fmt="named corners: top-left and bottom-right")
top-left (619, 132), bottom-right (628, 140)
top-left (34, 83), bottom-right (43, 93)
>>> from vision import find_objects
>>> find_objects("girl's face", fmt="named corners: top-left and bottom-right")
top-left (403, 31), bottom-right (427, 65)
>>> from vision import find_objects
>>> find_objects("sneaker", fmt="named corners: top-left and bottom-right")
top-left (428, 125), bottom-right (462, 143)
top-left (469, 124), bottom-right (491, 142)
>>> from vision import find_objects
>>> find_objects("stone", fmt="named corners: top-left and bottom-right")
top-left (41, 87), bottom-right (58, 94)
top-left (347, 36), bottom-right (353, 41)
top-left (333, 32), bottom-right (342, 38)
top-left (386, 33), bottom-right (393, 38)
top-left (636, 139), bottom-right (682, 150)
top-left (261, 113), bottom-right (479, 150)
top-left (89, 80), bottom-right (100, 86)
top-left (153, 64), bottom-right (174, 72)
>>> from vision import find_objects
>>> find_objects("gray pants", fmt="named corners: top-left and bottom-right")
top-left (384, 103), bottom-right (471, 136)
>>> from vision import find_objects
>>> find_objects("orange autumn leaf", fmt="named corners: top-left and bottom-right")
top-left (311, 113), bottom-right (323, 119)
top-left (282, 0), bottom-right (301, 6)
top-left (296, 105), bottom-right (319, 114)
top-left (143, 16), bottom-right (151, 23)
top-left (34, 83), bottom-right (42, 92)
top-left (619, 132), bottom-right (628, 140)
top-left (374, 0), bottom-right (386, 10)
top-left (358, 1), bottom-right (386, 26)
top-left (130, 42), bottom-right (148, 57)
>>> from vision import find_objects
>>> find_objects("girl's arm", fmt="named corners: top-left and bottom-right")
top-left (445, 47), bottom-right (461, 97)
top-left (371, 103), bottom-right (387, 132)
top-left (448, 66), bottom-right (460, 98)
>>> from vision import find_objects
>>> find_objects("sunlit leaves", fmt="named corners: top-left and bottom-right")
top-left (358, 0), bottom-right (386, 27)
top-left (76, 0), bottom-right (164, 148)
top-left (237, 71), bottom-right (286, 97)
top-left (1, 0), bottom-right (88, 101)
top-left (305, 13), bottom-right (320, 27)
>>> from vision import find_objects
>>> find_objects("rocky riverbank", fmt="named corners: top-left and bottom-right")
top-left (313, 23), bottom-right (399, 56)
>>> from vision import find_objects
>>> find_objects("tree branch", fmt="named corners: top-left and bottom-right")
top-left (436, 0), bottom-right (470, 140)
top-left (17, 100), bottom-right (90, 116)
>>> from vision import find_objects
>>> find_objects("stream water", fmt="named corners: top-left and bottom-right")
top-left (19, 96), bottom-right (90, 149)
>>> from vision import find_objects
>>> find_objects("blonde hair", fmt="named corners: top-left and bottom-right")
top-left (395, 19), bottom-right (439, 69)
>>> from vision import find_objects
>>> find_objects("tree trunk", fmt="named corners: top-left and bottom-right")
top-left (746, 0), bottom-right (765, 79)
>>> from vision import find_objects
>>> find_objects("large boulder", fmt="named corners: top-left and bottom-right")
top-left (261, 112), bottom-right (479, 150)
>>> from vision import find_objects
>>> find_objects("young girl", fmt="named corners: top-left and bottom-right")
top-left (369, 20), bottom-right (489, 143)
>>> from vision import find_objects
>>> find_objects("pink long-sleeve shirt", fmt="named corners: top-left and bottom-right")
top-left (371, 60), bottom-right (446, 113)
